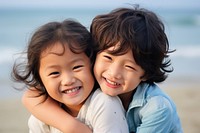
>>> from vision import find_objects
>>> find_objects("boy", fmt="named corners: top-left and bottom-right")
top-left (91, 6), bottom-right (183, 132)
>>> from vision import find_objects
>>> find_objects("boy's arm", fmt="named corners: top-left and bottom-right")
top-left (22, 88), bottom-right (92, 133)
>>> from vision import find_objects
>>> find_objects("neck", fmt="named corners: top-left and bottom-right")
top-left (62, 104), bottom-right (82, 117)
top-left (119, 90), bottom-right (135, 111)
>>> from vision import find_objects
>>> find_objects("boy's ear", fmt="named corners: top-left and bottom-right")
top-left (141, 79), bottom-right (146, 82)
top-left (141, 77), bottom-right (147, 82)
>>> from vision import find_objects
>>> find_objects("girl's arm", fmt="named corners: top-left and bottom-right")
top-left (22, 88), bottom-right (92, 133)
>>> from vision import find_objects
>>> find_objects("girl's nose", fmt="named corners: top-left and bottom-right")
top-left (61, 73), bottom-right (76, 86)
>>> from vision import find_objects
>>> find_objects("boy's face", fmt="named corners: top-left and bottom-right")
top-left (39, 42), bottom-right (94, 112)
top-left (94, 46), bottom-right (145, 97)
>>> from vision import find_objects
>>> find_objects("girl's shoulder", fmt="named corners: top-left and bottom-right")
top-left (87, 88), bottom-right (124, 111)
top-left (91, 88), bottom-right (121, 104)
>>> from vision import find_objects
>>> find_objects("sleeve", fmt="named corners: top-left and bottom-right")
top-left (136, 96), bottom-right (173, 133)
top-left (89, 90), bottom-right (129, 133)
top-left (28, 115), bottom-right (51, 133)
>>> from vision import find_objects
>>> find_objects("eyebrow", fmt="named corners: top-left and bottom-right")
top-left (46, 58), bottom-right (86, 69)
top-left (103, 51), bottom-right (138, 65)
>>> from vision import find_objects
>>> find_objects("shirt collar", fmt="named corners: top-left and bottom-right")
top-left (128, 83), bottom-right (149, 108)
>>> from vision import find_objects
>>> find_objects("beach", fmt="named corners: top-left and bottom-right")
top-left (0, 77), bottom-right (200, 133)
top-left (164, 87), bottom-right (200, 133)
top-left (0, 98), bottom-right (30, 133)
top-left (0, 7), bottom-right (200, 133)
top-left (161, 77), bottom-right (200, 133)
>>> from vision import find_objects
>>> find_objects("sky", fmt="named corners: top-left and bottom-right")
top-left (0, 0), bottom-right (200, 10)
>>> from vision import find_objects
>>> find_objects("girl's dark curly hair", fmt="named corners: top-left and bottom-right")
top-left (12, 19), bottom-right (96, 99)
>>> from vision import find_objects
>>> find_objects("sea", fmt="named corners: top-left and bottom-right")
top-left (1, 7), bottom-right (200, 99)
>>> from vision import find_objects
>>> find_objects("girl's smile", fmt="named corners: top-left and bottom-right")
top-left (39, 42), bottom-right (94, 115)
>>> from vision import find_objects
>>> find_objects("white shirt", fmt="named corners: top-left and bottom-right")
top-left (28, 89), bottom-right (129, 133)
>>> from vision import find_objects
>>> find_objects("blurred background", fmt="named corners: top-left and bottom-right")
top-left (0, 0), bottom-right (200, 132)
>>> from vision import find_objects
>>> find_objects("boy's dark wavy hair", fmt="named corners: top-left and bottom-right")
top-left (91, 5), bottom-right (174, 83)
top-left (12, 19), bottom-right (97, 99)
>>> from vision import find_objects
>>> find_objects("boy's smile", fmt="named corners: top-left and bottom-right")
top-left (105, 78), bottom-right (121, 88)
top-left (94, 47), bottom-right (145, 97)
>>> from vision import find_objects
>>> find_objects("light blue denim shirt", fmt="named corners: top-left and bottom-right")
top-left (126, 83), bottom-right (183, 133)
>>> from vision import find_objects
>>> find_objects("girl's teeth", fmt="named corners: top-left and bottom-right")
top-left (64, 87), bottom-right (79, 94)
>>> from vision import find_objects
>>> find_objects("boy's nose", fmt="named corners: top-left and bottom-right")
top-left (108, 64), bottom-right (122, 79)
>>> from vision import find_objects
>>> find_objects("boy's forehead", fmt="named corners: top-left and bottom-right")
top-left (106, 42), bottom-right (121, 51)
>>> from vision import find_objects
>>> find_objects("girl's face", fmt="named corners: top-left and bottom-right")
top-left (39, 42), bottom-right (94, 114)
top-left (94, 46), bottom-right (145, 97)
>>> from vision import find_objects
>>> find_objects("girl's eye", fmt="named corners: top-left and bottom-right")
top-left (49, 72), bottom-right (59, 76)
top-left (73, 65), bottom-right (84, 71)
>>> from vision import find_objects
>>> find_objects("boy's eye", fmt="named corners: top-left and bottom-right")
top-left (125, 65), bottom-right (136, 71)
top-left (103, 55), bottom-right (112, 60)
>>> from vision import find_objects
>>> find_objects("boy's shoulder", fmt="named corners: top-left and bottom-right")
top-left (136, 83), bottom-right (177, 115)
top-left (131, 83), bottom-right (174, 109)
top-left (135, 83), bottom-right (168, 98)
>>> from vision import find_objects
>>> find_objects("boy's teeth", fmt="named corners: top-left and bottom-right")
top-left (106, 79), bottom-right (119, 85)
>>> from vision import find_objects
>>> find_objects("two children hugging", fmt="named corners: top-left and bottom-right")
top-left (12, 6), bottom-right (183, 133)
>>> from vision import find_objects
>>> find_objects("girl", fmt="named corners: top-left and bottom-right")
top-left (12, 19), bottom-right (128, 133)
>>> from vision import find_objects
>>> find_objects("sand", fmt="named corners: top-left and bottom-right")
top-left (0, 99), bottom-right (30, 133)
top-left (163, 88), bottom-right (200, 133)
top-left (161, 77), bottom-right (200, 133)
top-left (0, 78), bottom-right (200, 133)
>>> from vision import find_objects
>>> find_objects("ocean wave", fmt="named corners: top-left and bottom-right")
top-left (1, 46), bottom-right (200, 61)
top-left (0, 47), bottom-right (23, 64)
top-left (172, 45), bottom-right (200, 58)
top-left (194, 15), bottom-right (200, 26)
top-left (166, 14), bottom-right (200, 26)
top-left (1, 45), bottom-right (200, 65)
